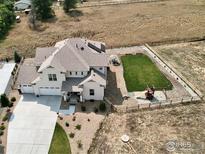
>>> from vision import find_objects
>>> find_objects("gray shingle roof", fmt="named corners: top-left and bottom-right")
top-left (38, 38), bottom-right (108, 72)
top-left (35, 47), bottom-right (57, 66)
top-left (17, 58), bottom-right (39, 84)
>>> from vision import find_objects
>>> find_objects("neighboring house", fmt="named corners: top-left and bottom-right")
top-left (17, 38), bottom-right (109, 102)
top-left (0, 63), bottom-right (16, 96)
top-left (14, 0), bottom-right (31, 11)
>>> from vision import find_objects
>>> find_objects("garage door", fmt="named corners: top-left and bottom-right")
top-left (39, 87), bottom-right (61, 95)
top-left (21, 85), bottom-right (34, 93)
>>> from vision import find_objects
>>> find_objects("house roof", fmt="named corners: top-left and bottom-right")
top-left (35, 47), bottom-right (57, 66)
top-left (37, 38), bottom-right (108, 72)
top-left (79, 70), bottom-right (106, 86)
top-left (61, 70), bottom-right (106, 92)
top-left (17, 58), bottom-right (39, 85)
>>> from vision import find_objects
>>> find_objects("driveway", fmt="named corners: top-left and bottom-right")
top-left (7, 94), bottom-right (61, 154)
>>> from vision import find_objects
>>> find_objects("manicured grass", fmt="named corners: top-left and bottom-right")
top-left (49, 123), bottom-right (71, 154)
top-left (121, 54), bottom-right (172, 92)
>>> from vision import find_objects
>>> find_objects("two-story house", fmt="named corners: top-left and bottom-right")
top-left (17, 38), bottom-right (109, 102)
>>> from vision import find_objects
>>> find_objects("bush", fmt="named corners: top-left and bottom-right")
top-left (72, 116), bottom-right (76, 121)
top-left (65, 122), bottom-right (69, 127)
top-left (0, 125), bottom-right (5, 130)
top-left (94, 107), bottom-right (98, 113)
top-left (10, 97), bottom-right (16, 102)
top-left (81, 106), bottom-right (86, 112)
top-left (69, 132), bottom-right (75, 138)
top-left (63, 0), bottom-right (78, 13)
top-left (0, 130), bottom-right (3, 136)
top-left (14, 51), bottom-right (21, 63)
top-left (77, 140), bottom-right (83, 148)
top-left (8, 102), bottom-right (13, 108)
top-left (75, 124), bottom-right (81, 130)
top-left (99, 102), bottom-right (106, 112)
top-left (0, 94), bottom-right (10, 107)
top-left (2, 113), bottom-right (9, 121)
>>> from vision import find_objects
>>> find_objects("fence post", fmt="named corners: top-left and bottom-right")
top-left (181, 98), bottom-right (183, 103)
top-left (170, 99), bottom-right (172, 105)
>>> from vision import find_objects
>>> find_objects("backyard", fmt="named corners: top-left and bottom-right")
top-left (1, 0), bottom-right (205, 59)
top-left (121, 54), bottom-right (172, 92)
top-left (49, 123), bottom-right (71, 154)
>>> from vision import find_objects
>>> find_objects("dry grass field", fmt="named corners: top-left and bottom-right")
top-left (0, 0), bottom-right (205, 59)
top-left (89, 102), bottom-right (205, 154)
top-left (153, 41), bottom-right (205, 96)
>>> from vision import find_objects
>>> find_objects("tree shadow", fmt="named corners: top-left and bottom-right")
top-left (68, 10), bottom-right (83, 17)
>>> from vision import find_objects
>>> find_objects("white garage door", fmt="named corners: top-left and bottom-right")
top-left (39, 87), bottom-right (61, 95)
top-left (21, 85), bottom-right (34, 93)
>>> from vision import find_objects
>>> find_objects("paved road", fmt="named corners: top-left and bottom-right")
top-left (7, 94), bottom-right (61, 154)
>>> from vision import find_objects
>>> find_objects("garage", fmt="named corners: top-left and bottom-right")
top-left (21, 85), bottom-right (34, 93)
top-left (39, 87), bottom-right (61, 95)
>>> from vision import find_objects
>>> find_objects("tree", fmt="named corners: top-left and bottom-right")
top-left (0, 0), bottom-right (15, 39)
top-left (63, 0), bottom-right (78, 13)
top-left (0, 94), bottom-right (10, 107)
top-left (32, 0), bottom-right (54, 20)
top-left (14, 51), bottom-right (21, 63)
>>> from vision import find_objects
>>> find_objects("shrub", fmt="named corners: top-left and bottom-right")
top-left (0, 94), bottom-right (10, 107)
top-left (72, 116), bottom-right (76, 121)
top-left (65, 122), bottom-right (69, 127)
top-left (99, 102), bottom-right (106, 112)
top-left (63, 0), bottom-right (77, 13)
top-left (2, 114), bottom-right (9, 121)
top-left (75, 124), bottom-right (81, 130)
top-left (8, 102), bottom-right (13, 108)
top-left (14, 51), bottom-right (21, 63)
top-left (81, 106), bottom-right (86, 112)
top-left (94, 107), bottom-right (98, 113)
top-left (0, 125), bottom-right (5, 130)
top-left (0, 130), bottom-right (3, 136)
top-left (10, 97), bottom-right (16, 102)
top-left (69, 132), bottom-right (75, 138)
top-left (77, 140), bottom-right (83, 148)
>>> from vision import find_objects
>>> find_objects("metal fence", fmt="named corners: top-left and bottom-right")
top-left (115, 95), bottom-right (201, 113)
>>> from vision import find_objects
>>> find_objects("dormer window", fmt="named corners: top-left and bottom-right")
top-left (48, 74), bottom-right (57, 81)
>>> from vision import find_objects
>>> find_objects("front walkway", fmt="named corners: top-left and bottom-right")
top-left (7, 94), bottom-right (61, 154)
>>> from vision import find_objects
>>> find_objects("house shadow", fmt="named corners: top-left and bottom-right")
top-left (105, 70), bottom-right (123, 105)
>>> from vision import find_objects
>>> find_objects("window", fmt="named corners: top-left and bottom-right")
top-left (76, 72), bottom-right (78, 75)
top-left (48, 74), bottom-right (57, 81)
top-left (70, 72), bottom-right (72, 75)
top-left (81, 72), bottom-right (83, 75)
top-left (99, 67), bottom-right (103, 70)
top-left (90, 89), bottom-right (94, 96)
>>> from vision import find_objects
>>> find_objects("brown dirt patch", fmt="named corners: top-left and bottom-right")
top-left (89, 102), bottom-right (205, 154)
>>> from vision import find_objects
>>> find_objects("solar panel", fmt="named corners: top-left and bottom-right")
top-left (88, 42), bottom-right (101, 53)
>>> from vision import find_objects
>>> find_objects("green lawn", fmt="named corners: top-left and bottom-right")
top-left (121, 54), bottom-right (172, 92)
top-left (49, 123), bottom-right (71, 154)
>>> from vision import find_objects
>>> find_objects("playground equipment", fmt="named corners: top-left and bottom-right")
top-left (145, 86), bottom-right (155, 100)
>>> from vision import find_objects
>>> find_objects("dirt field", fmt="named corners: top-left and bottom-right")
top-left (1, 0), bottom-right (205, 59)
top-left (88, 102), bottom-right (205, 154)
top-left (153, 41), bottom-right (205, 96)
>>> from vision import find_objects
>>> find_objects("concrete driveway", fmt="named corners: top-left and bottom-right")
top-left (7, 94), bottom-right (61, 154)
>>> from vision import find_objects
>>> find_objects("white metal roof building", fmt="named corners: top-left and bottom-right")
top-left (0, 63), bottom-right (16, 95)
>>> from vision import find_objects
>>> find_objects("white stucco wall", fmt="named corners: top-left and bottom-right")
top-left (34, 67), bottom-right (66, 95)
top-left (82, 81), bottom-right (104, 100)
top-left (65, 71), bottom-right (88, 78)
